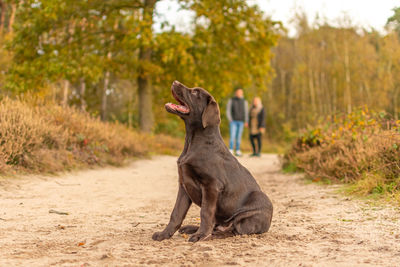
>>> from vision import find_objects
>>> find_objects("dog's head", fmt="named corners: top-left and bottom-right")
top-left (165, 81), bottom-right (220, 128)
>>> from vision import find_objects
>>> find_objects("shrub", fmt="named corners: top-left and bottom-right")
top-left (0, 98), bottom-right (182, 174)
top-left (284, 107), bottom-right (400, 200)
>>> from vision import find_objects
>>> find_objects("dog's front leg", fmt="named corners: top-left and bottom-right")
top-left (188, 185), bottom-right (218, 242)
top-left (152, 183), bottom-right (192, 241)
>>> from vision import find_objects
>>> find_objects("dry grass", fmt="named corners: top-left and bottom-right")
top-left (0, 98), bottom-right (182, 174)
top-left (284, 108), bottom-right (400, 203)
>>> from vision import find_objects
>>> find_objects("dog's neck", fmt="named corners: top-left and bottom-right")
top-left (181, 123), bottom-right (223, 156)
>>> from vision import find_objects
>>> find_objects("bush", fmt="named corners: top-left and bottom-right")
top-left (284, 107), bottom-right (400, 200)
top-left (0, 98), bottom-right (182, 174)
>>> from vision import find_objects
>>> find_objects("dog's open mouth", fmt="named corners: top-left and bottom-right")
top-left (165, 89), bottom-right (190, 114)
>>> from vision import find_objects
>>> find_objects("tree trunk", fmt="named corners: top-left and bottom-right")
top-left (287, 73), bottom-right (293, 121)
top-left (80, 78), bottom-right (87, 112)
top-left (363, 81), bottom-right (371, 107)
top-left (8, 1), bottom-right (16, 33)
top-left (137, 0), bottom-right (157, 133)
top-left (394, 87), bottom-right (399, 120)
top-left (138, 65), bottom-right (154, 132)
top-left (62, 80), bottom-right (69, 107)
top-left (101, 68), bottom-right (110, 121)
top-left (314, 70), bottom-right (322, 115)
top-left (0, 1), bottom-right (6, 34)
top-left (344, 40), bottom-right (352, 113)
top-left (101, 20), bottom-right (117, 121)
top-left (308, 68), bottom-right (316, 114)
top-left (333, 78), bottom-right (337, 115)
top-left (280, 70), bottom-right (287, 119)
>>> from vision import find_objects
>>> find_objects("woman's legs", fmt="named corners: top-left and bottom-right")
top-left (250, 134), bottom-right (262, 155)
top-left (249, 134), bottom-right (257, 155)
top-left (256, 133), bottom-right (262, 154)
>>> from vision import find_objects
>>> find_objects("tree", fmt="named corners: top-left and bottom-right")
top-left (387, 7), bottom-right (400, 37)
top-left (5, 0), bottom-right (280, 133)
top-left (137, 0), bottom-right (157, 132)
top-left (267, 12), bottom-right (400, 140)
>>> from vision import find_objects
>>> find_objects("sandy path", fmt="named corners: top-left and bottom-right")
top-left (0, 154), bottom-right (399, 266)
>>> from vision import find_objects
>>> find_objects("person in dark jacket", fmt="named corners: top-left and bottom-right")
top-left (226, 89), bottom-right (249, 156)
top-left (248, 97), bottom-right (265, 157)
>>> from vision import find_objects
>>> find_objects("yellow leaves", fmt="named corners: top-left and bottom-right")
top-left (181, 233), bottom-right (189, 239)
top-left (298, 107), bottom-right (397, 149)
top-left (312, 128), bottom-right (321, 136)
top-left (312, 177), bottom-right (321, 182)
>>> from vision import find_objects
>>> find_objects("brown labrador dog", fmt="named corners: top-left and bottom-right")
top-left (152, 81), bottom-right (273, 242)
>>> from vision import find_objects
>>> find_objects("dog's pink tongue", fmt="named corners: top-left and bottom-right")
top-left (176, 105), bottom-right (189, 113)
top-left (166, 103), bottom-right (189, 113)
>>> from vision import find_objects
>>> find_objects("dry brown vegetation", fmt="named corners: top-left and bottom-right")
top-left (0, 98), bottom-right (181, 174)
top-left (284, 108), bottom-right (400, 203)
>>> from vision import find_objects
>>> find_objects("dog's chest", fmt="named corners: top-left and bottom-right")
top-left (178, 164), bottom-right (202, 206)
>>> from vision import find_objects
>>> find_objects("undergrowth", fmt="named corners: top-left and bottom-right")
top-left (0, 98), bottom-right (182, 174)
top-left (283, 107), bottom-right (400, 204)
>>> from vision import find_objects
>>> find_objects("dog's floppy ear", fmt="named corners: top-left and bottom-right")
top-left (202, 96), bottom-right (221, 128)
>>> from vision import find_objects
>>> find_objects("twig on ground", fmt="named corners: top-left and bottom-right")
top-left (57, 224), bottom-right (77, 229)
top-left (49, 209), bottom-right (69, 215)
top-left (55, 181), bottom-right (81, 186)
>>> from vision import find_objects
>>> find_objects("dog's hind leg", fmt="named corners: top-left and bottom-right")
top-left (232, 191), bottom-right (273, 235)
top-left (179, 225), bottom-right (199, 234)
top-left (233, 210), bottom-right (271, 235)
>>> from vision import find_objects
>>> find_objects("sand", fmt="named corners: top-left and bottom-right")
top-left (0, 154), bottom-right (399, 266)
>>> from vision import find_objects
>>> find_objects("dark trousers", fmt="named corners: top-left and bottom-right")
top-left (250, 133), bottom-right (262, 154)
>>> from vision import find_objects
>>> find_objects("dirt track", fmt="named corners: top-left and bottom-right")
top-left (1, 154), bottom-right (400, 266)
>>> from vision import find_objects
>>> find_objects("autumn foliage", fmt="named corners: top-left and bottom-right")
top-left (284, 107), bottom-right (400, 201)
top-left (0, 98), bottom-right (181, 174)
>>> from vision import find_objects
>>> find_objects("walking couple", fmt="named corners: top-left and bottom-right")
top-left (226, 88), bottom-right (265, 157)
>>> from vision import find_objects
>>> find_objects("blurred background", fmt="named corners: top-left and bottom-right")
top-left (0, 0), bottom-right (399, 147)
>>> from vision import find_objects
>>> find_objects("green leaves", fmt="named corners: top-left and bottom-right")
top-left (185, 0), bottom-right (280, 99)
top-left (4, 0), bottom-right (280, 131)
top-left (387, 7), bottom-right (400, 37)
top-left (7, 0), bottom-right (139, 91)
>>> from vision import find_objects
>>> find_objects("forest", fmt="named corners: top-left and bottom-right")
top-left (0, 1), bottom-right (399, 141)
top-left (1, 2), bottom-right (400, 265)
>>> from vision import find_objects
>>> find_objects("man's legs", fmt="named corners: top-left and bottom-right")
top-left (229, 121), bottom-right (237, 150)
top-left (235, 121), bottom-right (244, 152)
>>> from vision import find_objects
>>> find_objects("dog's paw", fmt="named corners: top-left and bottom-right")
top-left (179, 225), bottom-right (199, 235)
top-left (152, 231), bottom-right (171, 241)
top-left (188, 232), bottom-right (211, 242)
